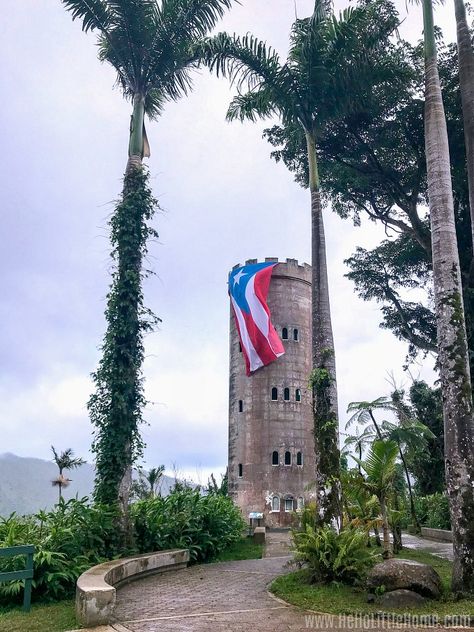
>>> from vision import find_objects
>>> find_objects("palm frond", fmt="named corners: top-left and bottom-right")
top-left (226, 87), bottom-right (277, 122)
top-left (359, 439), bottom-right (399, 487)
top-left (198, 32), bottom-right (282, 92)
top-left (144, 88), bottom-right (167, 119)
top-left (64, 0), bottom-right (235, 120)
top-left (199, 32), bottom-right (305, 126)
top-left (142, 0), bottom-right (235, 95)
top-left (311, 0), bottom-right (332, 26)
top-left (62, 0), bottom-right (111, 32)
top-left (163, 0), bottom-right (234, 41)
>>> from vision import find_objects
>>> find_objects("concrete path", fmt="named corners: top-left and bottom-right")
top-left (111, 556), bottom-right (303, 631)
top-left (401, 533), bottom-right (453, 561)
top-left (94, 531), bottom-right (455, 632)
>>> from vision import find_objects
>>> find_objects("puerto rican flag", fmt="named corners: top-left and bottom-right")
top-left (229, 262), bottom-right (285, 375)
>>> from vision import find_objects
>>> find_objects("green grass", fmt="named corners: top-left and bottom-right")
top-left (0, 600), bottom-right (76, 632)
top-left (270, 547), bottom-right (474, 619)
top-left (210, 536), bottom-right (264, 562)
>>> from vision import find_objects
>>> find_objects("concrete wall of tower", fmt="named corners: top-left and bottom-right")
top-left (228, 257), bottom-right (316, 527)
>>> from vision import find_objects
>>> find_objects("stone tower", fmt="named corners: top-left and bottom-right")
top-left (228, 257), bottom-right (315, 528)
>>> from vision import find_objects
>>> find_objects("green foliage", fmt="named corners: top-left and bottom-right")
top-left (309, 356), bottom-right (342, 527)
top-left (131, 466), bottom-right (165, 500)
top-left (415, 493), bottom-right (451, 530)
top-left (206, 471), bottom-right (228, 496)
top-left (345, 237), bottom-right (436, 360)
top-left (0, 489), bottom-right (247, 605)
top-left (292, 525), bottom-right (377, 585)
top-left (131, 487), bottom-right (245, 562)
top-left (355, 440), bottom-right (399, 494)
top-left (50, 447), bottom-right (85, 474)
top-left (262, 15), bottom-right (474, 374)
top-left (62, 0), bottom-right (235, 120)
top-left (408, 381), bottom-right (445, 494)
top-left (50, 447), bottom-right (86, 499)
top-left (89, 167), bottom-right (160, 506)
top-left (271, 549), bottom-right (470, 616)
top-left (342, 470), bottom-right (381, 533)
top-left (297, 501), bottom-right (319, 531)
top-left (200, 0), bottom-right (399, 135)
top-left (0, 499), bottom-right (120, 604)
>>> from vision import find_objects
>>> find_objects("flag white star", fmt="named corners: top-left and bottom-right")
top-left (233, 269), bottom-right (247, 286)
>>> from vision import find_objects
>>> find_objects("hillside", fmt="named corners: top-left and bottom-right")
top-left (0, 453), bottom-right (177, 516)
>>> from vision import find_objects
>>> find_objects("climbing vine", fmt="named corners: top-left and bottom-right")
top-left (88, 167), bottom-right (160, 507)
top-left (309, 349), bottom-right (342, 529)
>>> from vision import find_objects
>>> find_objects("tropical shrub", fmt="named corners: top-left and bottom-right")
top-left (0, 489), bottom-right (245, 605)
top-left (297, 501), bottom-right (319, 531)
top-left (131, 486), bottom-right (245, 562)
top-left (414, 493), bottom-right (451, 530)
top-left (0, 498), bottom-right (120, 603)
top-left (292, 525), bottom-right (377, 585)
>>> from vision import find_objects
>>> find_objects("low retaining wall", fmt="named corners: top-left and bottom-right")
top-left (421, 527), bottom-right (453, 542)
top-left (76, 548), bottom-right (189, 628)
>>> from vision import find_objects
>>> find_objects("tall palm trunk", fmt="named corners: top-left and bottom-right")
top-left (398, 445), bottom-right (420, 533)
top-left (306, 132), bottom-right (341, 529)
top-left (117, 93), bottom-right (146, 517)
top-left (423, 0), bottom-right (474, 595)
top-left (58, 467), bottom-right (63, 502)
top-left (369, 410), bottom-right (383, 439)
top-left (454, 0), bottom-right (474, 255)
top-left (391, 491), bottom-right (403, 554)
top-left (379, 496), bottom-right (392, 559)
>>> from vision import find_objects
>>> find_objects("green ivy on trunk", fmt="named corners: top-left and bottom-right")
top-left (88, 167), bottom-right (160, 516)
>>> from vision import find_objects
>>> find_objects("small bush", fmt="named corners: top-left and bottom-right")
top-left (414, 493), bottom-right (451, 530)
top-left (131, 487), bottom-right (245, 562)
top-left (292, 525), bottom-right (377, 585)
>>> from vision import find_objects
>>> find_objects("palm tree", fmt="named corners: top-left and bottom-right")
top-left (382, 418), bottom-right (433, 533)
top-left (342, 469), bottom-right (381, 545)
top-left (421, 0), bottom-right (474, 594)
top-left (354, 440), bottom-right (399, 559)
top-left (51, 446), bottom-right (85, 502)
top-left (200, 0), bottom-right (397, 528)
top-left (342, 426), bottom-right (375, 474)
top-left (62, 0), bottom-right (234, 518)
top-left (348, 392), bottom-right (433, 533)
top-left (346, 398), bottom-right (391, 439)
top-left (146, 465), bottom-right (165, 497)
top-left (453, 0), bottom-right (474, 251)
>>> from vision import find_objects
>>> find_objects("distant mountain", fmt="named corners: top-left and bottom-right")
top-left (0, 453), bottom-right (178, 516)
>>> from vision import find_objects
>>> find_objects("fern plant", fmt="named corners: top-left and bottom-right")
top-left (292, 525), bottom-right (377, 585)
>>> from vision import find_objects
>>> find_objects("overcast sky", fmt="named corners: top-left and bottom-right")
top-left (0, 1), bottom-right (456, 482)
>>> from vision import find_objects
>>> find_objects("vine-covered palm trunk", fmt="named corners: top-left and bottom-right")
top-left (423, 0), bottom-right (474, 595)
top-left (89, 94), bottom-right (158, 538)
top-left (307, 133), bottom-right (342, 529)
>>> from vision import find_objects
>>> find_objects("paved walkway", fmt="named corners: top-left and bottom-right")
top-left (112, 556), bottom-right (301, 631)
top-left (104, 531), bottom-right (454, 632)
top-left (402, 533), bottom-right (453, 561)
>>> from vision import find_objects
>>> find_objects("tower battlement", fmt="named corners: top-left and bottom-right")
top-left (232, 257), bottom-right (311, 274)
